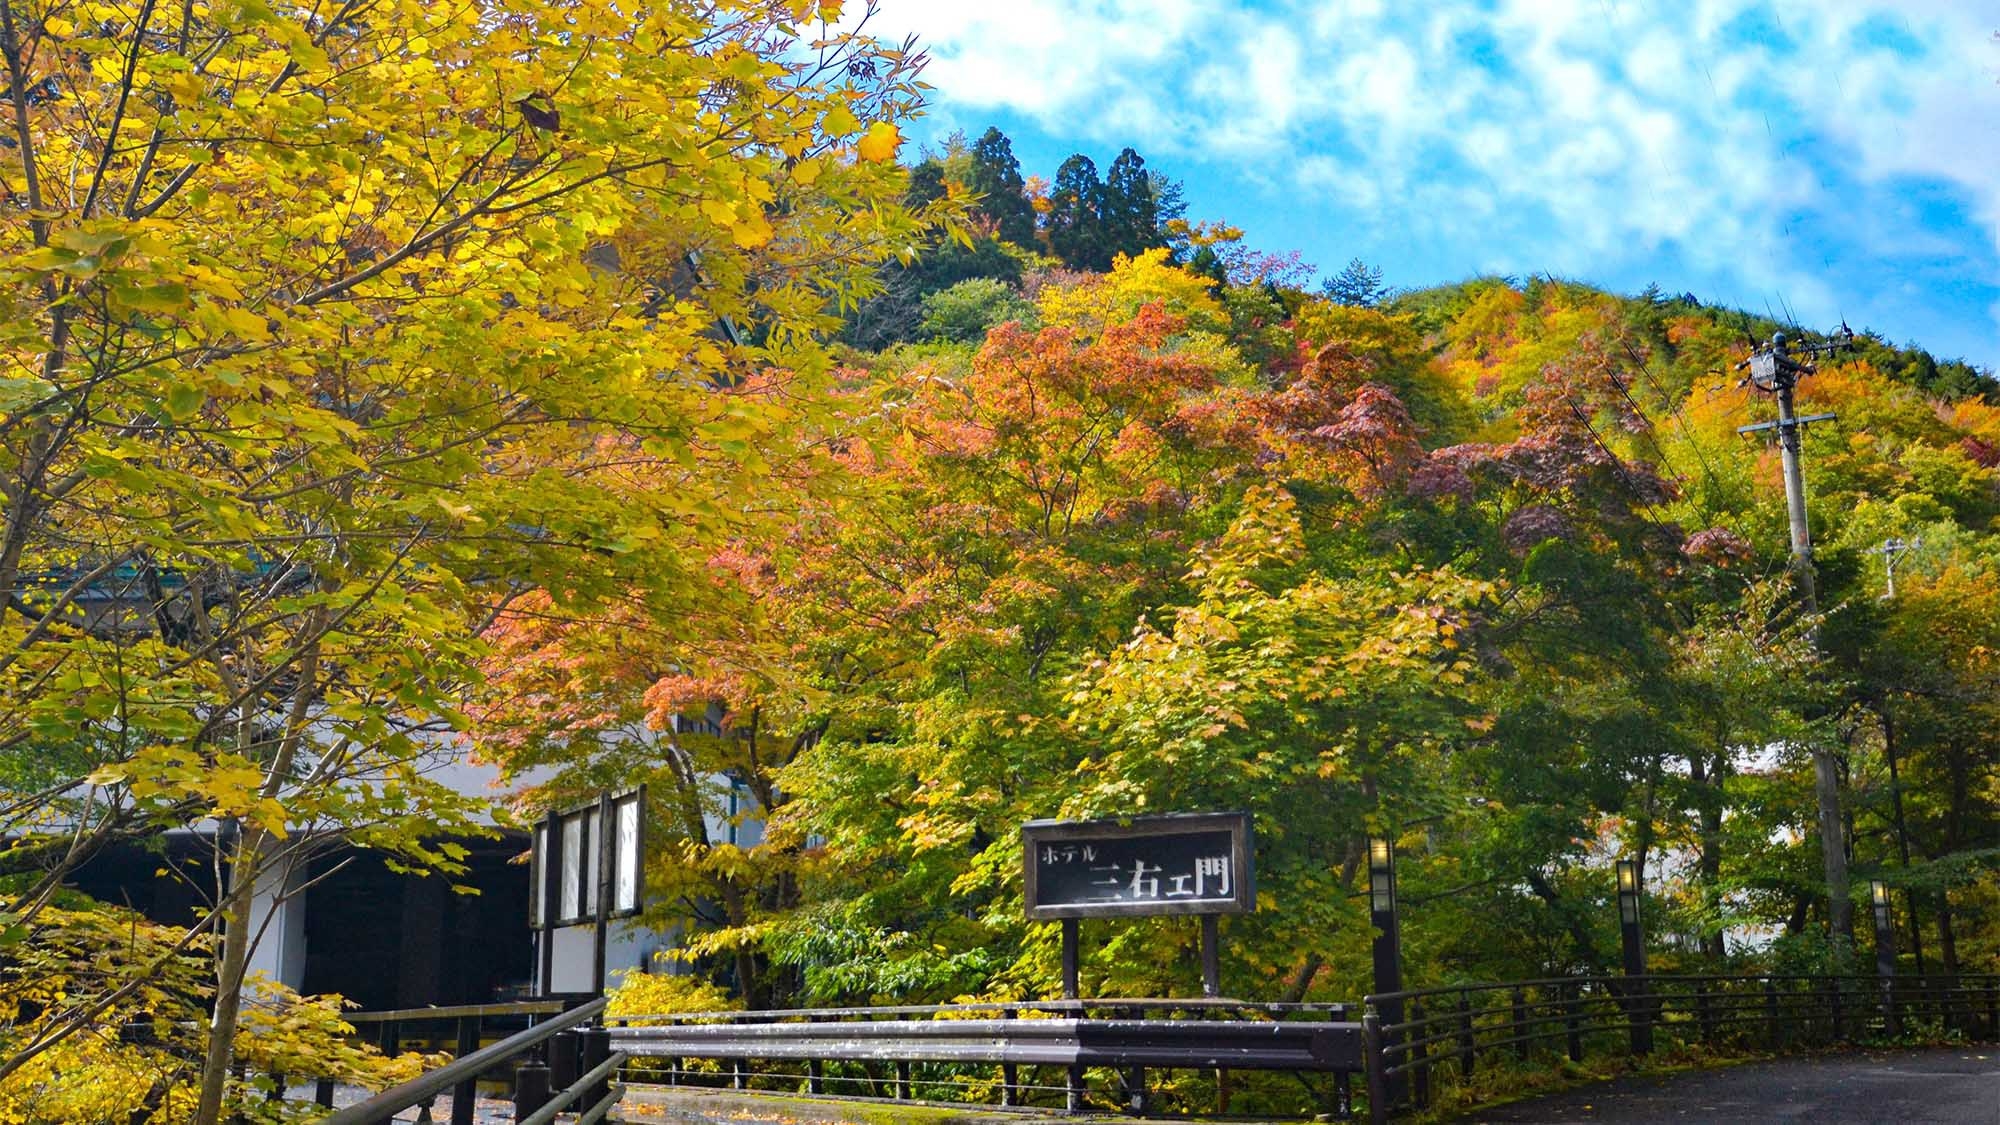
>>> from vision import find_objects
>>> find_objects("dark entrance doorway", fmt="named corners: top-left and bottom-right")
top-left (300, 834), bottom-right (533, 1010)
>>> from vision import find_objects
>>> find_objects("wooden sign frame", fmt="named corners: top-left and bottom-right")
top-left (1022, 811), bottom-right (1255, 921)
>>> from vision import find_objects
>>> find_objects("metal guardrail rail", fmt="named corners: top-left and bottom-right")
top-left (324, 997), bottom-right (611, 1125)
top-left (608, 999), bottom-right (1365, 1116)
top-left (256, 973), bottom-right (1996, 1123)
top-left (1360, 972), bottom-right (2000, 1123)
top-left (611, 1015), bottom-right (1359, 1070)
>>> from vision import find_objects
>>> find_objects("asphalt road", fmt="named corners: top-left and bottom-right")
top-left (1455, 1047), bottom-right (1999, 1124)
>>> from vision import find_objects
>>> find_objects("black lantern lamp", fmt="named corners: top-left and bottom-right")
top-left (1368, 837), bottom-right (1406, 1104)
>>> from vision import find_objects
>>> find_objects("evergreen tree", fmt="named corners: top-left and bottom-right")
top-left (1150, 172), bottom-right (1188, 229)
top-left (1101, 147), bottom-right (1162, 260)
top-left (1323, 257), bottom-right (1386, 307)
top-left (967, 127), bottom-right (1038, 249)
top-left (1047, 153), bottom-right (1109, 271)
top-left (905, 159), bottom-right (948, 208)
top-left (1188, 244), bottom-right (1229, 288)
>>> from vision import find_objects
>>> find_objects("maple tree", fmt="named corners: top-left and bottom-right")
top-left (480, 243), bottom-right (1998, 1024)
top-left (0, 0), bottom-right (942, 1117)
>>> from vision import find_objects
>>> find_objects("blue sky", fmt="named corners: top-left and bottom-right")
top-left (852, 1), bottom-right (2000, 369)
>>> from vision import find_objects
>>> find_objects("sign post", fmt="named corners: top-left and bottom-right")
top-left (529, 787), bottom-right (647, 997)
top-left (1022, 811), bottom-right (1255, 1000)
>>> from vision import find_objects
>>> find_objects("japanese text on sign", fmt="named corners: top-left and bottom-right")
top-left (1022, 812), bottom-right (1254, 920)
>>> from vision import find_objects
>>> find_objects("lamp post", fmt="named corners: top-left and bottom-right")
top-left (1615, 860), bottom-right (1652, 1053)
top-left (1615, 861), bottom-right (1645, 975)
top-left (1368, 838), bottom-right (1406, 1105)
top-left (1370, 839), bottom-right (1402, 999)
top-left (1871, 880), bottom-right (1899, 1034)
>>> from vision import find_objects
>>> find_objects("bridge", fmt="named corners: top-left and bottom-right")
top-left (262, 970), bottom-right (1997, 1123)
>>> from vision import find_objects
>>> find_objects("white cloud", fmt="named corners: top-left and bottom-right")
top-left (858, 0), bottom-right (2000, 346)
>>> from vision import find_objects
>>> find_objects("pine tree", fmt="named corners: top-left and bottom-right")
top-left (1048, 153), bottom-right (1109, 271)
top-left (967, 127), bottom-right (1038, 249)
top-left (1323, 257), bottom-right (1386, 307)
top-left (1101, 147), bottom-right (1162, 261)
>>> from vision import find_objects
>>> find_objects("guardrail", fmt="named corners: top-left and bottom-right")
top-left (324, 996), bottom-right (614, 1125)
top-left (265, 972), bottom-right (1997, 1123)
top-left (1361, 972), bottom-right (2000, 1123)
top-left (607, 999), bottom-right (1363, 1116)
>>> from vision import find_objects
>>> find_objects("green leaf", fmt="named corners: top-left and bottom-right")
top-left (165, 382), bottom-right (205, 419)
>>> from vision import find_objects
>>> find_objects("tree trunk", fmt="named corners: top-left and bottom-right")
top-left (1784, 892), bottom-right (1809, 937)
top-left (1937, 892), bottom-right (1959, 974)
top-left (191, 826), bottom-right (257, 1125)
top-left (1813, 747), bottom-right (1854, 943)
top-left (1690, 751), bottom-right (1727, 961)
top-left (1278, 953), bottom-right (1322, 1004)
top-left (1526, 871), bottom-right (1600, 970)
top-left (719, 882), bottom-right (762, 1009)
top-left (1880, 704), bottom-right (1925, 973)
top-left (1938, 741), bottom-right (1970, 975)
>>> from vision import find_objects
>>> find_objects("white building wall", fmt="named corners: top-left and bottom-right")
top-left (226, 744), bottom-right (768, 1001)
top-left (243, 849), bottom-right (310, 991)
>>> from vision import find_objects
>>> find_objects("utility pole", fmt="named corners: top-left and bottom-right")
top-left (1869, 536), bottom-right (1919, 600)
top-left (1736, 325), bottom-right (1856, 941)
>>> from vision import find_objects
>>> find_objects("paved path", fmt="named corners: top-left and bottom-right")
top-left (1454, 1047), bottom-right (1999, 1124)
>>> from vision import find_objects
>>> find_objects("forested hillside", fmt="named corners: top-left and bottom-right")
top-left (472, 127), bottom-right (2000, 1008)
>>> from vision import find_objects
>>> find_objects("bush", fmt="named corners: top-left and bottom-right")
top-left (605, 968), bottom-right (740, 1024)
top-left (0, 895), bottom-right (437, 1124)
top-left (917, 279), bottom-right (1033, 344)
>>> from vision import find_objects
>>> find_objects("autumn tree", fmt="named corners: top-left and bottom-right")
top-left (0, 0), bottom-right (936, 1118)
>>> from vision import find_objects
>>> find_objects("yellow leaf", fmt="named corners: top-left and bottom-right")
top-left (857, 121), bottom-right (901, 164)
top-left (822, 104), bottom-right (862, 137)
top-left (791, 158), bottom-right (823, 186)
top-left (730, 211), bottom-right (773, 248)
